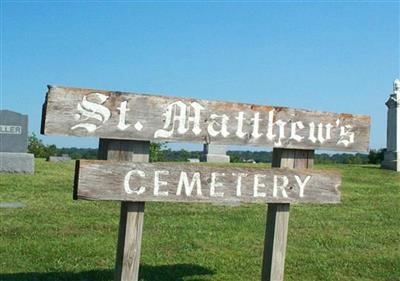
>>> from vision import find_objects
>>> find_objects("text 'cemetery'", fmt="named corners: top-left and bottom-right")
top-left (75, 161), bottom-right (341, 204)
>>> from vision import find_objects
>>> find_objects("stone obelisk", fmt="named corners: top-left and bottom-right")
top-left (381, 79), bottom-right (400, 171)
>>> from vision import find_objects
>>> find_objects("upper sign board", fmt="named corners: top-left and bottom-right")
top-left (42, 86), bottom-right (371, 152)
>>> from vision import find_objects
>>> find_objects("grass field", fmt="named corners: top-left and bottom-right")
top-left (1, 159), bottom-right (399, 281)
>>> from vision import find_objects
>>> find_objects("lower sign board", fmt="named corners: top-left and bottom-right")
top-left (74, 161), bottom-right (341, 204)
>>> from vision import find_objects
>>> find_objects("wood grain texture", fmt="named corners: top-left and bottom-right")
top-left (74, 161), bottom-right (341, 204)
top-left (115, 201), bottom-right (144, 281)
top-left (271, 148), bottom-right (314, 169)
top-left (262, 203), bottom-right (290, 281)
top-left (262, 149), bottom-right (315, 281)
top-left (42, 85), bottom-right (370, 152)
top-left (97, 139), bottom-right (149, 281)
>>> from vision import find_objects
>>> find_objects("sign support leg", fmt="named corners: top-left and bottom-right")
top-left (98, 138), bottom-right (150, 281)
top-left (261, 148), bottom-right (314, 281)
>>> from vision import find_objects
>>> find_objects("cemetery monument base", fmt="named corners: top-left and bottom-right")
top-left (381, 151), bottom-right (399, 171)
top-left (0, 152), bottom-right (34, 173)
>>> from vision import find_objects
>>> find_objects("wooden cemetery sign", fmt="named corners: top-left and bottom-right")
top-left (75, 161), bottom-right (341, 204)
top-left (42, 85), bottom-right (370, 152)
top-left (41, 85), bottom-right (371, 281)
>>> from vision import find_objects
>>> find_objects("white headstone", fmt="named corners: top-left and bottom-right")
top-left (381, 79), bottom-right (400, 171)
top-left (201, 144), bottom-right (230, 163)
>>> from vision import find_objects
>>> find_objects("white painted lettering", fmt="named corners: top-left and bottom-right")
top-left (318, 123), bottom-right (332, 143)
top-left (207, 114), bottom-right (230, 137)
top-left (233, 173), bottom-right (247, 196)
top-left (308, 122), bottom-right (317, 143)
top-left (154, 170), bottom-right (169, 196)
top-left (273, 175), bottom-right (288, 198)
top-left (309, 122), bottom-right (333, 144)
top-left (235, 112), bottom-right (247, 138)
top-left (337, 125), bottom-right (355, 147)
top-left (274, 120), bottom-right (287, 146)
top-left (290, 121), bottom-right (305, 142)
top-left (251, 112), bottom-right (263, 139)
top-left (72, 93), bottom-right (111, 132)
top-left (117, 101), bottom-right (131, 131)
top-left (154, 101), bottom-right (205, 138)
top-left (124, 170), bottom-right (146, 195)
top-left (253, 174), bottom-right (266, 197)
top-left (210, 172), bottom-right (224, 197)
top-left (266, 110), bottom-right (276, 141)
top-left (176, 172), bottom-right (202, 196)
top-left (294, 175), bottom-right (311, 197)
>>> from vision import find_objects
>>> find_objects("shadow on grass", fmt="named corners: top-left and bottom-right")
top-left (360, 165), bottom-right (382, 170)
top-left (0, 264), bottom-right (214, 281)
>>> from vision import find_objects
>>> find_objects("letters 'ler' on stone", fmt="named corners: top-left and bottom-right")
top-left (42, 86), bottom-right (371, 152)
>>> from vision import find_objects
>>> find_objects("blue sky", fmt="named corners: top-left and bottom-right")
top-left (1, 1), bottom-right (399, 151)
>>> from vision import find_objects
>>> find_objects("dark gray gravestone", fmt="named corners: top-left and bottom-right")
top-left (0, 110), bottom-right (28, 152)
top-left (0, 110), bottom-right (34, 173)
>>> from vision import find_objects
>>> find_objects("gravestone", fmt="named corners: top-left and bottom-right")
top-left (381, 79), bottom-right (400, 172)
top-left (0, 202), bottom-right (25, 208)
top-left (0, 110), bottom-right (34, 173)
top-left (201, 144), bottom-right (230, 163)
top-left (48, 154), bottom-right (71, 162)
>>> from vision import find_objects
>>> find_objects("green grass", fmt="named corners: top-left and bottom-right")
top-left (1, 159), bottom-right (399, 281)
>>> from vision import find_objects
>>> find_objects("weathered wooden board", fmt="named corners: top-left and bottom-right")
top-left (74, 161), bottom-right (341, 204)
top-left (261, 148), bottom-right (315, 281)
top-left (42, 85), bottom-right (371, 152)
top-left (96, 139), bottom-right (149, 281)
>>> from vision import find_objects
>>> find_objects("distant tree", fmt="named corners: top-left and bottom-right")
top-left (27, 138), bottom-right (378, 164)
top-left (229, 154), bottom-right (242, 163)
top-left (150, 142), bottom-right (166, 162)
top-left (368, 149), bottom-right (385, 164)
top-left (57, 147), bottom-right (98, 159)
top-left (46, 144), bottom-right (57, 157)
top-left (315, 153), bottom-right (334, 164)
top-left (178, 149), bottom-right (191, 162)
top-left (28, 133), bottom-right (57, 158)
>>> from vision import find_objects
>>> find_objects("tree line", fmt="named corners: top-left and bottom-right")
top-left (29, 133), bottom-right (384, 164)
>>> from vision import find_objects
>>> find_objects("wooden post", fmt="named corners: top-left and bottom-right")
top-left (98, 139), bottom-right (150, 281)
top-left (261, 148), bottom-right (314, 281)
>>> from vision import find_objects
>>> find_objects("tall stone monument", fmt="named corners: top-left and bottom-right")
top-left (381, 79), bottom-right (400, 172)
top-left (0, 110), bottom-right (34, 173)
top-left (201, 144), bottom-right (230, 163)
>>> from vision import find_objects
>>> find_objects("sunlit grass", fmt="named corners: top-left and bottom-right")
top-left (0, 159), bottom-right (399, 280)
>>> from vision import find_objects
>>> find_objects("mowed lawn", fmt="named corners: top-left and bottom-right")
top-left (0, 159), bottom-right (399, 281)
